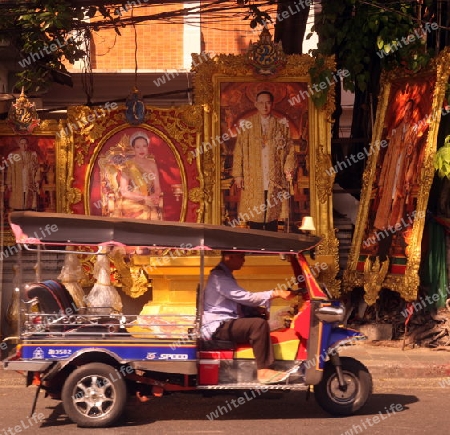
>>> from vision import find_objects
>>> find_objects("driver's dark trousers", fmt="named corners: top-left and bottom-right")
top-left (212, 317), bottom-right (274, 370)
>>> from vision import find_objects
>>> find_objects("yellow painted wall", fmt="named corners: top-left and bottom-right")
top-left (132, 254), bottom-right (301, 311)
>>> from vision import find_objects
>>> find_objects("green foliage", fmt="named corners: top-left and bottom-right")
top-left (243, 4), bottom-right (272, 28)
top-left (0, 1), bottom-right (116, 92)
top-left (308, 57), bottom-right (331, 108)
top-left (0, 0), bottom-right (436, 97)
top-left (434, 135), bottom-right (450, 179)
top-left (309, 0), bottom-right (433, 97)
top-left (1, 0), bottom-right (274, 92)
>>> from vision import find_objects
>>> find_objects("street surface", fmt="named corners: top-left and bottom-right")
top-left (0, 376), bottom-right (447, 434)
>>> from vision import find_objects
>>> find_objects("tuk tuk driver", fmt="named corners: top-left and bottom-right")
top-left (201, 251), bottom-right (294, 384)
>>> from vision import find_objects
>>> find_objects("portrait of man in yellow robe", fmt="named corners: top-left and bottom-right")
top-left (231, 90), bottom-right (295, 231)
top-left (6, 137), bottom-right (40, 211)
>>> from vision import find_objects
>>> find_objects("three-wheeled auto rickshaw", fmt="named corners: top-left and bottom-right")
top-left (2, 211), bottom-right (372, 427)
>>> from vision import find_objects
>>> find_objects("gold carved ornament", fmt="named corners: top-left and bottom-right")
top-left (245, 27), bottom-right (287, 75)
top-left (315, 145), bottom-right (335, 204)
top-left (192, 32), bottom-right (334, 109)
top-left (109, 247), bottom-right (134, 296)
top-left (128, 266), bottom-right (151, 298)
top-left (66, 106), bottom-right (113, 164)
top-left (148, 107), bottom-right (202, 157)
top-left (7, 88), bottom-right (40, 134)
top-left (78, 247), bottom-right (151, 299)
top-left (189, 186), bottom-right (205, 220)
top-left (315, 228), bottom-right (341, 298)
top-left (189, 186), bottom-right (204, 203)
top-left (109, 248), bottom-right (151, 299)
top-left (66, 187), bottom-right (82, 207)
top-left (363, 256), bottom-right (390, 306)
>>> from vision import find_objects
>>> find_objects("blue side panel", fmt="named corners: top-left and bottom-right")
top-left (21, 343), bottom-right (197, 361)
top-left (327, 327), bottom-right (366, 349)
top-left (318, 322), bottom-right (333, 369)
top-left (316, 327), bottom-right (365, 369)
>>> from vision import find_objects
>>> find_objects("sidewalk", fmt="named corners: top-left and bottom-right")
top-left (340, 340), bottom-right (450, 379)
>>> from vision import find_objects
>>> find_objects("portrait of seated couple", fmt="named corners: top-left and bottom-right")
top-left (98, 131), bottom-right (163, 220)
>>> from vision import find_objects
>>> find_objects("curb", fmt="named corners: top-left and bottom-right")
top-left (340, 342), bottom-right (450, 379)
top-left (361, 361), bottom-right (450, 379)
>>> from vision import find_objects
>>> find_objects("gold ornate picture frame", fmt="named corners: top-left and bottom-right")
top-left (344, 49), bottom-right (450, 304)
top-left (61, 104), bottom-right (205, 223)
top-left (0, 119), bottom-right (65, 245)
top-left (192, 30), bottom-right (340, 294)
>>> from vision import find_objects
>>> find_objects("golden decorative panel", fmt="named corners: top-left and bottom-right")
top-left (344, 48), bottom-right (450, 304)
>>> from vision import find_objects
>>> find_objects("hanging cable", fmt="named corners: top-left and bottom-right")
top-left (125, 7), bottom-right (146, 125)
top-left (81, 28), bottom-right (94, 105)
top-left (132, 8), bottom-right (139, 89)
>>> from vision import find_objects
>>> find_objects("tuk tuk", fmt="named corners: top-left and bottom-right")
top-left (2, 211), bottom-right (372, 427)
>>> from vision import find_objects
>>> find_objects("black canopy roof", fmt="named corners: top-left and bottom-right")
top-left (9, 212), bottom-right (321, 254)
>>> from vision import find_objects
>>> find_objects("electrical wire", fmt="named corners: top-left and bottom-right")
top-left (132, 8), bottom-right (139, 89)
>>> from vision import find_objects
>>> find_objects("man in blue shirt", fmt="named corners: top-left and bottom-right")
top-left (202, 251), bottom-right (293, 384)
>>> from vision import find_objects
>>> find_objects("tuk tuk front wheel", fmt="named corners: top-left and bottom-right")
top-left (61, 363), bottom-right (127, 427)
top-left (313, 356), bottom-right (372, 416)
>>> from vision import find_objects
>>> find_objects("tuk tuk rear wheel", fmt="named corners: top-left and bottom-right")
top-left (313, 356), bottom-right (372, 416)
top-left (61, 363), bottom-right (127, 427)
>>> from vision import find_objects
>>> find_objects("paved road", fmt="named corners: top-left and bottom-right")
top-left (0, 376), bottom-right (447, 434)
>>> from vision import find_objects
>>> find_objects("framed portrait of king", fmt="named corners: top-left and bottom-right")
top-left (193, 29), bottom-right (340, 295)
top-left (344, 50), bottom-right (450, 304)
top-left (218, 81), bottom-right (310, 232)
top-left (0, 120), bottom-right (63, 245)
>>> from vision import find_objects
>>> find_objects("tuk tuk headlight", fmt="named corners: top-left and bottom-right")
top-left (315, 303), bottom-right (345, 323)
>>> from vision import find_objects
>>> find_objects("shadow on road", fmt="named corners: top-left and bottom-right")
top-left (37, 391), bottom-right (419, 427)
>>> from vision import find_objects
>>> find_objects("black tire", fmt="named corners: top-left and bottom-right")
top-left (61, 363), bottom-right (127, 427)
top-left (313, 357), bottom-right (372, 416)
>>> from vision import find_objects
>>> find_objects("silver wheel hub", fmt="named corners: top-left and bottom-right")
top-left (73, 375), bottom-right (115, 418)
top-left (328, 373), bottom-right (358, 403)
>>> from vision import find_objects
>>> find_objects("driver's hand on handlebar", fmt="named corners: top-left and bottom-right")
top-left (272, 289), bottom-right (296, 301)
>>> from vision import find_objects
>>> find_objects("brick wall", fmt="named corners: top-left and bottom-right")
top-left (91, 5), bottom-right (184, 70)
top-left (89, 2), bottom-right (275, 71)
top-left (200, 1), bottom-right (272, 56)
